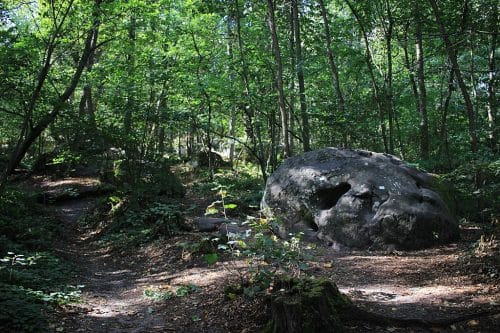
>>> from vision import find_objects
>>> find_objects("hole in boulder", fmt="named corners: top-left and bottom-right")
top-left (317, 183), bottom-right (351, 210)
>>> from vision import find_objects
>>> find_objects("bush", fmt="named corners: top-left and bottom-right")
top-left (443, 160), bottom-right (500, 223)
top-left (86, 193), bottom-right (189, 248)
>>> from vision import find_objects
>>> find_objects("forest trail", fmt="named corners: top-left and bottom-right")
top-left (26, 176), bottom-right (168, 333)
top-left (34, 177), bottom-right (500, 333)
top-left (52, 195), bottom-right (168, 332)
top-left (39, 177), bottom-right (263, 333)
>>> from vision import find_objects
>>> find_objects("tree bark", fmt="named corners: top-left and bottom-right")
top-left (428, 0), bottom-right (478, 155)
top-left (415, 2), bottom-right (429, 161)
top-left (319, 0), bottom-right (347, 147)
top-left (226, 10), bottom-right (236, 164)
top-left (191, 32), bottom-right (214, 180)
top-left (123, 15), bottom-right (136, 134)
top-left (288, 3), bottom-right (296, 155)
top-left (267, 0), bottom-right (291, 158)
top-left (78, 0), bottom-right (101, 128)
top-left (0, 4), bottom-right (99, 192)
top-left (384, 0), bottom-right (395, 154)
top-left (486, 3), bottom-right (497, 151)
top-left (345, 0), bottom-right (388, 152)
top-left (291, 0), bottom-right (310, 152)
top-left (234, 0), bottom-right (267, 180)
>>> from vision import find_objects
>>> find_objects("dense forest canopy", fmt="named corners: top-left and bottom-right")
top-left (0, 1), bottom-right (499, 332)
top-left (0, 0), bottom-right (498, 182)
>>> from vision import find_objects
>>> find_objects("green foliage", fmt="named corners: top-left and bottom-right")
top-left (0, 188), bottom-right (60, 252)
top-left (203, 253), bottom-right (219, 265)
top-left (219, 216), bottom-right (312, 299)
top-left (194, 168), bottom-right (264, 217)
top-left (143, 283), bottom-right (199, 302)
top-left (0, 189), bottom-right (79, 333)
top-left (443, 159), bottom-right (500, 223)
top-left (0, 283), bottom-right (47, 333)
top-left (87, 189), bottom-right (188, 248)
top-left (143, 288), bottom-right (174, 301)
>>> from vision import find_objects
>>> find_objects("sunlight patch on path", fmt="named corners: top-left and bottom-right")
top-left (340, 284), bottom-right (482, 305)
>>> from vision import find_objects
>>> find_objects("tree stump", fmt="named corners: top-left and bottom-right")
top-left (266, 277), bottom-right (351, 333)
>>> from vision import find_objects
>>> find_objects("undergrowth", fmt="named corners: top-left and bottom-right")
top-left (191, 166), bottom-right (264, 217)
top-left (84, 191), bottom-right (189, 248)
top-left (0, 188), bottom-right (79, 333)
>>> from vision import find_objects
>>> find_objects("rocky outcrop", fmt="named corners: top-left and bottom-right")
top-left (261, 148), bottom-right (459, 250)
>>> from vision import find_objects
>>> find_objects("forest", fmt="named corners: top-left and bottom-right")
top-left (0, 0), bottom-right (498, 332)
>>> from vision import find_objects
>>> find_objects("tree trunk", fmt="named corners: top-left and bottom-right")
top-left (226, 11), bottom-right (236, 164)
top-left (437, 66), bottom-right (454, 166)
top-left (78, 0), bottom-right (101, 129)
top-left (0, 7), bottom-right (99, 192)
top-left (384, 0), bottom-right (395, 154)
top-left (267, 277), bottom-right (349, 333)
top-left (319, 0), bottom-right (347, 147)
top-left (415, 6), bottom-right (429, 160)
top-left (288, 3), bottom-right (296, 155)
top-left (345, 0), bottom-right (388, 152)
top-left (292, 0), bottom-right (310, 152)
top-left (234, 0), bottom-right (267, 180)
top-left (191, 32), bottom-right (214, 180)
top-left (267, 0), bottom-right (291, 159)
top-left (124, 15), bottom-right (136, 134)
top-left (429, 0), bottom-right (478, 155)
top-left (486, 3), bottom-right (497, 151)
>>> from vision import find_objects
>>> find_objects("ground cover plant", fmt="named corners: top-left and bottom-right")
top-left (0, 188), bottom-right (80, 332)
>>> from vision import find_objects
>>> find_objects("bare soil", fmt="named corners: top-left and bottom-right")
top-left (35, 177), bottom-right (499, 333)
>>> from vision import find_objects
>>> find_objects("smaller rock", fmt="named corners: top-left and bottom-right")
top-left (218, 223), bottom-right (251, 239)
top-left (195, 217), bottom-right (234, 232)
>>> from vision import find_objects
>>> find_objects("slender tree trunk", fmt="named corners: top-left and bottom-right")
top-left (384, 0), bottom-right (395, 154)
top-left (155, 84), bottom-right (167, 156)
top-left (0, 4), bottom-right (99, 192)
top-left (486, 4), bottom-right (497, 151)
top-left (267, 0), bottom-right (291, 158)
top-left (124, 15), bottom-right (136, 134)
top-left (78, 0), bottom-right (101, 128)
top-left (292, 0), bottom-right (310, 152)
top-left (234, 0), bottom-right (267, 180)
top-left (319, 0), bottom-right (347, 147)
top-left (288, 3), bottom-right (296, 154)
top-left (439, 67), bottom-right (454, 167)
top-left (429, 0), bottom-right (478, 155)
top-left (345, 0), bottom-right (388, 152)
top-left (414, 2), bottom-right (429, 160)
top-left (226, 12), bottom-right (236, 164)
top-left (191, 32), bottom-right (214, 180)
top-left (438, 2), bottom-right (468, 167)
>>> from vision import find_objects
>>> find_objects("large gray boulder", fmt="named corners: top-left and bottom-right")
top-left (261, 148), bottom-right (459, 250)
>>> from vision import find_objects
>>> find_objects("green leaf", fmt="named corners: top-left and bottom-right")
top-left (205, 207), bottom-right (219, 215)
top-left (203, 253), bottom-right (218, 265)
top-left (223, 203), bottom-right (237, 209)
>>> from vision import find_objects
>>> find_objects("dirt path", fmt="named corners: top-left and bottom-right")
top-left (37, 177), bottom-right (499, 333)
top-left (52, 198), bottom-right (170, 332)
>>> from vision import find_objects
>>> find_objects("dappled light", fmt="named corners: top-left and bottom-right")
top-left (1, 0), bottom-right (499, 332)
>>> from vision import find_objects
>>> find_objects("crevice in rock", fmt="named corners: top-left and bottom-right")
top-left (317, 183), bottom-right (351, 210)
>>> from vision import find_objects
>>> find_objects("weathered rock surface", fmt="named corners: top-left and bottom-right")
top-left (195, 217), bottom-right (229, 232)
top-left (195, 217), bottom-right (251, 238)
top-left (261, 148), bottom-right (459, 250)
